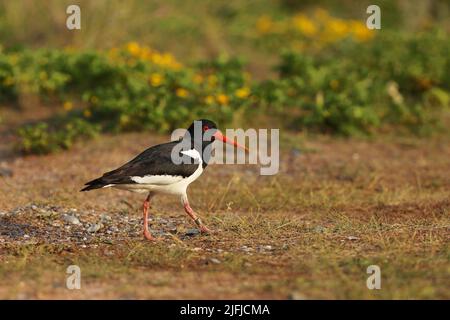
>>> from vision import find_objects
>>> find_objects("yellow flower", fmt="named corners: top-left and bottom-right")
top-left (176, 88), bottom-right (189, 98)
top-left (256, 15), bottom-right (274, 34)
top-left (150, 73), bottom-right (164, 87)
top-left (326, 19), bottom-right (349, 39)
top-left (350, 21), bottom-right (374, 42)
top-left (83, 109), bottom-right (92, 118)
top-left (216, 94), bottom-right (229, 105)
top-left (63, 101), bottom-right (73, 111)
top-left (126, 42), bottom-right (140, 56)
top-left (292, 14), bottom-right (317, 37)
top-left (235, 87), bottom-right (251, 99)
top-left (193, 74), bottom-right (203, 84)
top-left (204, 95), bottom-right (215, 105)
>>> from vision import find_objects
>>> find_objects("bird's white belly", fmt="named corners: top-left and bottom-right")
top-left (113, 149), bottom-right (204, 195)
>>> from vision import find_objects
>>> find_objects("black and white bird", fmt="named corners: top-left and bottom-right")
top-left (81, 119), bottom-right (247, 241)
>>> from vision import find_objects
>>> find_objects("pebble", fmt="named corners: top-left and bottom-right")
top-left (23, 234), bottom-right (30, 239)
top-left (100, 214), bottom-right (112, 224)
top-left (210, 258), bottom-right (221, 264)
top-left (62, 214), bottom-right (81, 225)
top-left (241, 245), bottom-right (254, 253)
top-left (185, 229), bottom-right (200, 236)
top-left (87, 223), bottom-right (103, 233)
top-left (157, 218), bottom-right (168, 224)
top-left (289, 292), bottom-right (306, 300)
top-left (192, 247), bottom-right (203, 252)
top-left (346, 236), bottom-right (359, 241)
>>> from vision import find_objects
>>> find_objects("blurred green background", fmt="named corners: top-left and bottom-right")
top-left (0, 0), bottom-right (449, 154)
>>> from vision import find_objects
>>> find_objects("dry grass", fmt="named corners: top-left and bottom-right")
top-left (0, 129), bottom-right (449, 299)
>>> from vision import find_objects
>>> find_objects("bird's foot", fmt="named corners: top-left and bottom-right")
top-left (143, 230), bottom-right (161, 242)
top-left (199, 225), bottom-right (214, 234)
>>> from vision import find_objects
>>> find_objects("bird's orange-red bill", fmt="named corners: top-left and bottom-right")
top-left (213, 131), bottom-right (248, 152)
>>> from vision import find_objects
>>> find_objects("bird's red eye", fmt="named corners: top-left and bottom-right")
top-left (202, 125), bottom-right (209, 132)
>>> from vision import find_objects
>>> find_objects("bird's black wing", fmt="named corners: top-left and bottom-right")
top-left (81, 141), bottom-right (199, 191)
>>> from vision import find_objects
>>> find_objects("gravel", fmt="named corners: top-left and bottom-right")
top-left (210, 258), bottom-right (221, 264)
top-left (0, 204), bottom-right (278, 258)
top-left (185, 228), bottom-right (200, 236)
top-left (62, 214), bottom-right (81, 225)
top-left (87, 223), bottom-right (103, 233)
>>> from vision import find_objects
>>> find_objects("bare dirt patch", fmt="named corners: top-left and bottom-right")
top-left (0, 132), bottom-right (449, 299)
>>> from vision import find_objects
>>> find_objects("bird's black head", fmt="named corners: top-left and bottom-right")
top-left (184, 119), bottom-right (219, 148)
top-left (181, 119), bottom-right (247, 165)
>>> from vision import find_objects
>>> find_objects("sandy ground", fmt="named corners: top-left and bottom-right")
top-left (0, 127), bottom-right (449, 299)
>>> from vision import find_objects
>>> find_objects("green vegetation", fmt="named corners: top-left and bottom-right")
top-left (0, 2), bottom-right (448, 154)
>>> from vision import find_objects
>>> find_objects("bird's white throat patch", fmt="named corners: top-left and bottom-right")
top-left (181, 149), bottom-right (201, 161)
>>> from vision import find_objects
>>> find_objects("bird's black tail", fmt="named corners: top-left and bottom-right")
top-left (80, 177), bottom-right (107, 192)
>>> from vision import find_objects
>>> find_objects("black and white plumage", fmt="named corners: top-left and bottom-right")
top-left (81, 119), bottom-right (246, 241)
top-left (81, 140), bottom-right (203, 195)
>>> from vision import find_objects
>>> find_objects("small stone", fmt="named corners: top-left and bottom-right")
top-left (100, 214), bottom-right (112, 224)
top-left (210, 258), bottom-right (221, 264)
top-left (109, 226), bottom-right (119, 233)
top-left (241, 245), bottom-right (254, 253)
top-left (87, 223), bottom-right (103, 233)
top-left (192, 247), bottom-right (203, 252)
top-left (23, 234), bottom-right (30, 239)
top-left (185, 229), bottom-right (200, 236)
top-left (289, 292), bottom-right (306, 300)
top-left (165, 223), bottom-right (177, 233)
top-left (62, 214), bottom-right (80, 225)
top-left (31, 205), bottom-right (38, 211)
top-left (346, 236), bottom-right (359, 241)
top-left (156, 217), bottom-right (168, 224)
top-left (263, 245), bottom-right (273, 251)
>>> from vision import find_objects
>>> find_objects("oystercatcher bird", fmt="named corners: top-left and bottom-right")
top-left (81, 119), bottom-right (247, 241)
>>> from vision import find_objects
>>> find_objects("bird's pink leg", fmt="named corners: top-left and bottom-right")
top-left (182, 196), bottom-right (211, 234)
top-left (143, 193), bottom-right (157, 241)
